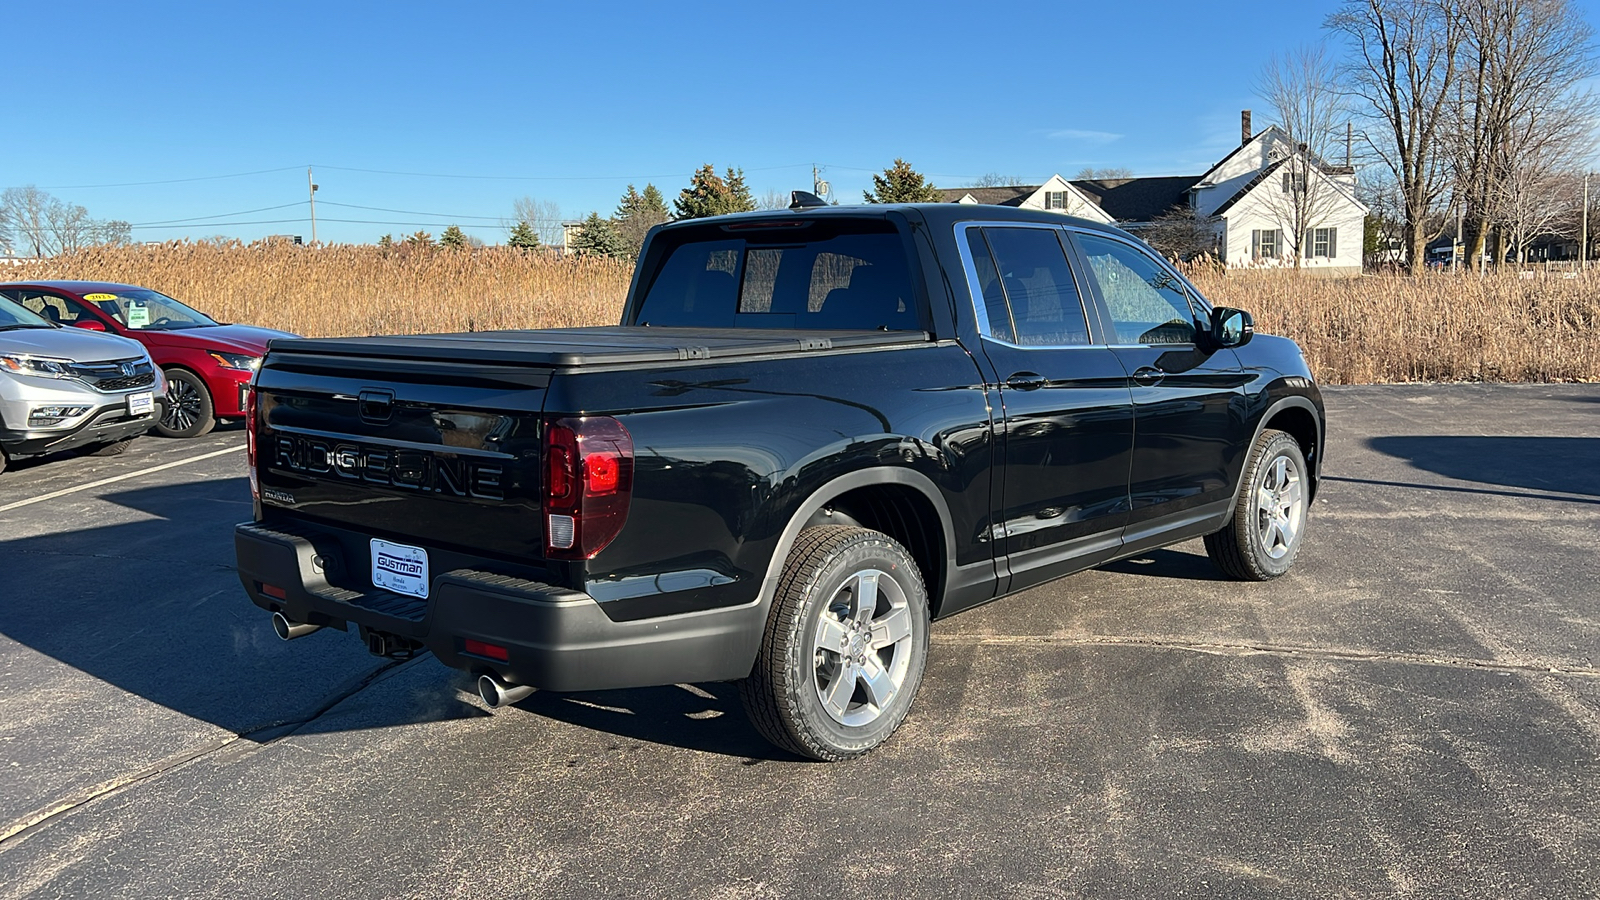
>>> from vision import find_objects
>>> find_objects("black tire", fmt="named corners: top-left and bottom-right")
top-left (157, 368), bottom-right (215, 438)
top-left (88, 437), bottom-right (135, 457)
top-left (739, 525), bottom-right (930, 761)
top-left (1206, 429), bottom-right (1310, 581)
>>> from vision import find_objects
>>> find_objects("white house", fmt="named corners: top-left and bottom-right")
top-left (936, 174), bottom-right (1113, 225)
top-left (943, 113), bottom-right (1368, 275)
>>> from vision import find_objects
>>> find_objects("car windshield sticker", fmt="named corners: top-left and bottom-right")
top-left (83, 293), bottom-right (117, 301)
top-left (126, 301), bottom-right (151, 328)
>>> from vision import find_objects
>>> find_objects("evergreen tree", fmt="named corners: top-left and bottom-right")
top-left (674, 164), bottom-right (758, 219)
top-left (440, 225), bottom-right (468, 249)
top-left (723, 167), bottom-right (757, 213)
top-left (507, 221), bottom-right (540, 250)
top-left (405, 230), bottom-right (434, 248)
top-left (863, 159), bottom-right (942, 203)
top-left (571, 211), bottom-right (628, 258)
top-left (614, 182), bottom-right (673, 255)
top-left (377, 234), bottom-right (394, 249)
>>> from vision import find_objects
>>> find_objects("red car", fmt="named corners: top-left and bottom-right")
top-left (0, 281), bottom-right (295, 438)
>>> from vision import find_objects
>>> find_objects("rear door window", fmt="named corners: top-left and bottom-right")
top-left (10, 290), bottom-right (80, 325)
top-left (977, 227), bottom-right (1090, 347)
top-left (635, 225), bottom-right (919, 331)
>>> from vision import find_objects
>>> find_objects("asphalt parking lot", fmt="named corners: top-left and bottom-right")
top-left (1, 384), bottom-right (1597, 899)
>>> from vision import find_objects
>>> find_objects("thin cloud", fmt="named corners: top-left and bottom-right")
top-left (1044, 129), bottom-right (1124, 145)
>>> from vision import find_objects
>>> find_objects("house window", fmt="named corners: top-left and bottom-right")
top-left (1043, 191), bottom-right (1068, 210)
top-left (1252, 229), bottom-right (1281, 260)
top-left (1309, 227), bottom-right (1337, 258)
top-left (1281, 171), bottom-right (1306, 194)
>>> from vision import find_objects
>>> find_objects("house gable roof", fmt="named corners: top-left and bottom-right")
top-left (934, 185), bottom-right (1036, 206)
top-left (1207, 156), bottom-right (1368, 219)
top-left (1068, 175), bottom-right (1201, 223)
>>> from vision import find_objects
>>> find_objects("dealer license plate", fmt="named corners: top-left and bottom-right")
top-left (128, 391), bottom-right (154, 416)
top-left (371, 538), bottom-right (430, 599)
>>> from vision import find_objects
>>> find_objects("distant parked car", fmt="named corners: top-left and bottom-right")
top-left (0, 281), bottom-right (295, 438)
top-left (0, 294), bottom-right (164, 474)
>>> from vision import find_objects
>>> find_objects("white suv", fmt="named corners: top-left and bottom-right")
top-left (0, 295), bottom-right (166, 474)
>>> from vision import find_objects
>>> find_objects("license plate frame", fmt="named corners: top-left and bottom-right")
top-left (370, 538), bottom-right (430, 599)
top-left (127, 391), bottom-right (154, 417)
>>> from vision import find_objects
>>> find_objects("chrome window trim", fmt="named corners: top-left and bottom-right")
top-left (951, 221), bottom-right (1100, 351)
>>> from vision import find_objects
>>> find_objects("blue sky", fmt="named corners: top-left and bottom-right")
top-left (7, 0), bottom-right (1595, 245)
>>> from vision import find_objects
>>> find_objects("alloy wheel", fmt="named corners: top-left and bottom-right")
top-left (1255, 454), bottom-right (1304, 560)
top-left (810, 568), bottom-right (915, 727)
top-left (163, 377), bottom-right (203, 433)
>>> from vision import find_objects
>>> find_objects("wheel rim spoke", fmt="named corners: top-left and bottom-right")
top-left (870, 607), bottom-right (912, 650)
top-left (858, 657), bottom-right (895, 708)
top-left (852, 572), bottom-right (880, 626)
top-left (822, 665), bottom-right (856, 718)
top-left (814, 615), bottom-right (850, 654)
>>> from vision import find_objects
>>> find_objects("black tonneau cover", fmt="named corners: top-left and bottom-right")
top-left (266, 326), bottom-right (929, 368)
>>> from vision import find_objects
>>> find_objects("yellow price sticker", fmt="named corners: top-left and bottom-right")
top-left (83, 293), bottom-right (118, 301)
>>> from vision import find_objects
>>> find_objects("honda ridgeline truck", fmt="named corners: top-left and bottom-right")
top-left (236, 201), bottom-right (1325, 760)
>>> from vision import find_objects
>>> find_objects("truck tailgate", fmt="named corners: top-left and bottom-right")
top-left (253, 350), bottom-right (548, 562)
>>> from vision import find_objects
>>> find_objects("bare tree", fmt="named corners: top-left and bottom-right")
top-left (1450, 0), bottom-right (1597, 267)
top-left (972, 173), bottom-right (1030, 187)
top-left (758, 188), bottom-right (790, 210)
top-left (1256, 44), bottom-right (1354, 268)
top-left (2, 186), bottom-right (56, 257)
top-left (1328, 0), bottom-right (1463, 275)
top-left (1074, 167), bottom-right (1134, 180)
top-left (1142, 205), bottom-right (1222, 262)
top-left (510, 196), bottom-right (565, 246)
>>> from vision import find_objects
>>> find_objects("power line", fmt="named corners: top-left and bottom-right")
top-left (312, 162), bottom-right (815, 182)
top-left (130, 202), bottom-right (309, 226)
top-left (130, 217), bottom-right (509, 231)
top-left (317, 201), bottom-right (507, 221)
top-left (40, 166), bottom-right (307, 190)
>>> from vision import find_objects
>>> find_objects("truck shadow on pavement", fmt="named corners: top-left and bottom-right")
top-left (1098, 548), bottom-right (1228, 581)
top-left (0, 477), bottom-right (468, 742)
top-left (1, 475), bottom-right (790, 755)
top-left (1366, 435), bottom-right (1600, 497)
top-left (508, 683), bottom-right (799, 761)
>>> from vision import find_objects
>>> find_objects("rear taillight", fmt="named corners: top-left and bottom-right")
top-left (245, 386), bottom-right (259, 500)
top-left (543, 416), bottom-right (633, 559)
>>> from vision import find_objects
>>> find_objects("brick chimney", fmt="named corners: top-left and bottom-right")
top-left (1241, 110), bottom-right (1252, 146)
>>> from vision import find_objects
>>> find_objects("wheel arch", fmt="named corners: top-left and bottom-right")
top-left (1224, 395), bottom-right (1324, 524)
top-left (759, 468), bottom-right (957, 619)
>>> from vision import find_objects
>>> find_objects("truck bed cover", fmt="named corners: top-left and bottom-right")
top-left (265, 326), bottom-right (929, 368)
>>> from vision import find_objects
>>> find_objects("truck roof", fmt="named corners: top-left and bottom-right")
top-left (650, 202), bottom-right (1133, 238)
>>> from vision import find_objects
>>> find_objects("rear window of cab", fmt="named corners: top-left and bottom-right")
top-left (633, 220), bottom-right (920, 332)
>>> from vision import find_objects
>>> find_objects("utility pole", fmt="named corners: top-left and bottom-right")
top-left (812, 164), bottom-right (829, 202)
top-left (1582, 172), bottom-right (1591, 271)
top-left (308, 167), bottom-right (319, 245)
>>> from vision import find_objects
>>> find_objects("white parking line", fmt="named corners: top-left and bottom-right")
top-left (0, 445), bottom-right (245, 514)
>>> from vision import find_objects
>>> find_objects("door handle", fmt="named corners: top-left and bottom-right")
top-left (1131, 366), bottom-right (1164, 386)
top-left (1005, 372), bottom-right (1048, 391)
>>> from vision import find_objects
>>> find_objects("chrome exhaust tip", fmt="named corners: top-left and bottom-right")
top-left (477, 673), bottom-right (534, 709)
top-left (271, 611), bottom-right (322, 641)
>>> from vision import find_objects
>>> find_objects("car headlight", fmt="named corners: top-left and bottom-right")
top-left (0, 355), bottom-right (75, 378)
top-left (207, 351), bottom-right (262, 371)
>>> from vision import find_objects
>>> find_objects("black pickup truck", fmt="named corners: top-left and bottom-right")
top-left (236, 202), bottom-right (1324, 760)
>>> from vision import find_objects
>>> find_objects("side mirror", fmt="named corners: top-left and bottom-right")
top-left (72, 320), bottom-right (107, 332)
top-left (1209, 307), bottom-right (1253, 349)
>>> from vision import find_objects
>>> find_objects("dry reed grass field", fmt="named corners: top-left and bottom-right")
top-left (8, 241), bottom-right (1599, 384)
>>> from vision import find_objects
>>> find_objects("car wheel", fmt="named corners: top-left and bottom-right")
top-left (1205, 429), bottom-right (1309, 581)
top-left (88, 437), bottom-right (136, 457)
top-left (158, 369), bottom-right (215, 438)
top-left (739, 525), bottom-right (929, 761)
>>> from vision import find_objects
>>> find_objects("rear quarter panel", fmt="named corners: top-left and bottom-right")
top-left (555, 340), bottom-right (996, 621)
